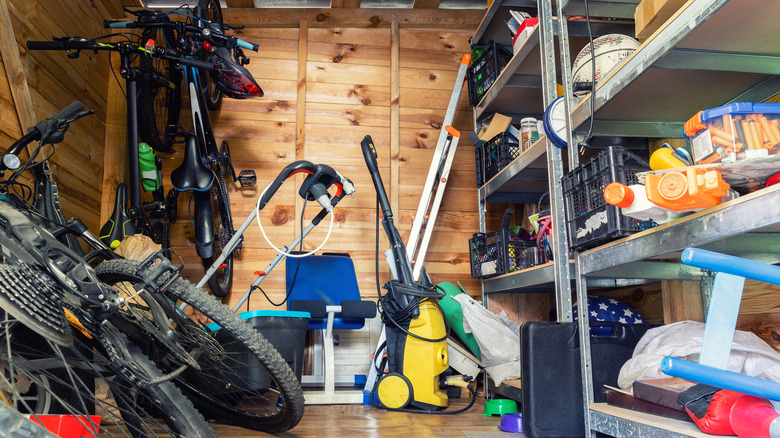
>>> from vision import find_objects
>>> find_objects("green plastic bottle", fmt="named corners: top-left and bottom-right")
top-left (138, 142), bottom-right (160, 192)
top-left (470, 43), bottom-right (485, 64)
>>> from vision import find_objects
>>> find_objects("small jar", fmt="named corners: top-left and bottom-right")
top-left (520, 117), bottom-right (538, 150)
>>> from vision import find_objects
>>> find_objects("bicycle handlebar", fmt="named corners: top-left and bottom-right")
top-left (26, 39), bottom-right (215, 71)
top-left (1, 101), bottom-right (89, 173)
top-left (102, 17), bottom-right (259, 52)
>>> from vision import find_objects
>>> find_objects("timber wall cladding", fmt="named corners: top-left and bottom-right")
top-left (1, 0), bottom-right (115, 233)
top-left (163, 23), bottom-right (478, 308)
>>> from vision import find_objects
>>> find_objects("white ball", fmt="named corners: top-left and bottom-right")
top-left (571, 34), bottom-right (640, 86)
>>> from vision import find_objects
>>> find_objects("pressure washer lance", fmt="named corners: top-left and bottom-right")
top-left (361, 135), bottom-right (476, 414)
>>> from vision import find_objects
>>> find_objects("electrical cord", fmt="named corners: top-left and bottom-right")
top-left (579, 0), bottom-right (596, 153)
top-left (246, 200), bottom-right (307, 309)
top-left (255, 179), bottom-right (334, 258)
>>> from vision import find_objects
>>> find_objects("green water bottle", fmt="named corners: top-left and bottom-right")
top-left (470, 43), bottom-right (485, 64)
top-left (138, 142), bottom-right (160, 192)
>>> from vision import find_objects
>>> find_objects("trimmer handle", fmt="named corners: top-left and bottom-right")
top-left (258, 161), bottom-right (317, 210)
top-left (258, 160), bottom-right (353, 212)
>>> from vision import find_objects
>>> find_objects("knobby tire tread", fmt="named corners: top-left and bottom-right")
top-left (0, 404), bottom-right (58, 438)
top-left (103, 329), bottom-right (216, 438)
top-left (93, 259), bottom-right (305, 433)
top-left (204, 171), bottom-right (233, 297)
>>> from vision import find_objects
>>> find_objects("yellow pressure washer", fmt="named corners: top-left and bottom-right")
top-left (361, 135), bottom-right (474, 413)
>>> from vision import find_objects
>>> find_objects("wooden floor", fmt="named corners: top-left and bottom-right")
top-left (211, 398), bottom-right (513, 437)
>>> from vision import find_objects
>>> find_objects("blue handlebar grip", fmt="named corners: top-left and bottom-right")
top-left (105, 20), bottom-right (134, 29)
top-left (236, 39), bottom-right (259, 51)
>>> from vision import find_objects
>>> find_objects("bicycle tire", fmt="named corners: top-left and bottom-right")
top-left (198, 0), bottom-right (224, 111)
top-left (1, 317), bottom-right (216, 438)
top-left (93, 258), bottom-right (306, 433)
top-left (203, 171), bottom-right (234, 297)
top-left (97, 325), bottom-right (217, 438)
top-left (0, 403), bottom-right (58, 438)
top-left (138, 25), bottom-right (182, 153)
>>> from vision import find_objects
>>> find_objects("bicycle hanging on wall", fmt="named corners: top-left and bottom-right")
top-left (28, 1), bottom-right (262, 297)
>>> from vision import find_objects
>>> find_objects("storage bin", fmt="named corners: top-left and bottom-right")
top-left (467, 41), bottom-right (513, 107)
top-left (684, 102), bottom-right (780, 165)
top-left (206, 310), bottom-right (310, 391)
top-left (474, 131), bottom-right (520, 187)
top-left (468, 229), bottom-right (546, 279)
top-left (562, 146), bottom-right (657, 251)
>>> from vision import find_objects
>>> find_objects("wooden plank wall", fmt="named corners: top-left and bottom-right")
top-left (0, 0), bottom-right (119, 232)
top-left (156, 15), bottom-right (481, 311)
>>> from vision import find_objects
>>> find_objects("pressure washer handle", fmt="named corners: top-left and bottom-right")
top-left (360, 135), bottom-right (393, 220)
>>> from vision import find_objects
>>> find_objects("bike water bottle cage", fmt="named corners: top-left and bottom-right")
top-left (170, 134), bottom-right (215, 192)
top-left (210, 47), bottom-right (263, 99)
top-left (99, 182), bottom-right (139, 249)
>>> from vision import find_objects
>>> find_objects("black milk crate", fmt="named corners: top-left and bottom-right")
top-left (469, 229), bottom-right (546, 279)
top-left (467, 41), bottom-right (513, 107)
top-left (475, 131), bottom-right (520, 187)
top-left (562, 146), bottom-right (657, 251)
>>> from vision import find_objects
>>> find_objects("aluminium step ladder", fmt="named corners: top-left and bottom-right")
top-left (363, 55), bottom-right (469, 398)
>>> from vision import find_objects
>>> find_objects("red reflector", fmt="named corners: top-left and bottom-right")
top-left (203, 41), bottom-right (212, 51)
top-left (253, 271), bottom-right (267, 276)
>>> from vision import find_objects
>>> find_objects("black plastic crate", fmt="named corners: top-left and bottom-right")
top-left (469, 229), bottom-right (545, 279)
top-left (475, 131), bottom-right (520, 187)
top-left (562, 146), bottom-right (657, 251)
top-left (467, 41), bottom-right (513, 107)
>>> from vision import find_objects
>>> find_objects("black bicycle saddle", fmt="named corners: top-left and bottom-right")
top-left (99, 182), bottom-right (139, 249)
top-left (170, 134), bottom-right (215, 192)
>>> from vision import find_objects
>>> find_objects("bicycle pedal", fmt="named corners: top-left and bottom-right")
top-left (236, 170), bottom-right (256, 188)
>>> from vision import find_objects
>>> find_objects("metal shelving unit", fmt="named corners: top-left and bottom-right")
top-left (552, 0), bottom-right (780, 436)
top-left (472, 0), bottom-right (573, 322)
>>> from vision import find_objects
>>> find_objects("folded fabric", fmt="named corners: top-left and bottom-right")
top-left (618, 320), bottom-right (780, 389)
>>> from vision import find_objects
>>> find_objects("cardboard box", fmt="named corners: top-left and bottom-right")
top-left (634, 0), bottom-right (688, 40)
top-left (477, 113), bottom-right (514, 141)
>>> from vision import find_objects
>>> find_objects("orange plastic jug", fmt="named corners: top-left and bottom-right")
top-left (645, 167), bottom-right (730, 211)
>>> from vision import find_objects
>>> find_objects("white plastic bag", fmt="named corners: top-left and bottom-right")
top-left (451, 294), bottom-right (521, 385)
top-left (618, 320), bottom-right (780, 389)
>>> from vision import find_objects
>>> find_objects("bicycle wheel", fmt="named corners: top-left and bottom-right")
top-left (138, 24), bottom-right (182, 153)
top-left (93, 258), bottom-right (306, 433)
top-left (202, 170), bottom-right (234, 297)
top-left (0, 403), bottom-right (57, 438)
top-left (198, 0), bottom-right (224, 111)
top-left (1, 313), bottom-right (216, 438)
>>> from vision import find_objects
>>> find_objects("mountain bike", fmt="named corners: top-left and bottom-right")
top-left (1, 102), bottom-right (306, 433)
top-left (0, 104), bottom-right (216, 437)
top-left (102, 2), bottom-right (261, 297)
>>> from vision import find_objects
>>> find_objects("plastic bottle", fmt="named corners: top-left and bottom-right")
top-left (520, 117), bottom-right (538, 150)
top-left (138, 142), bottom-right (160, 192)
top-left (603, 183), bottom-right (690, 224)
top-left (470, 43), bottom-right (485, 64)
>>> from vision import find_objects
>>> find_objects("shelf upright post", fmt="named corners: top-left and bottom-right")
top-left (539, 0), bottom-right (574, 324)
top-left (555, 1), bottom-right (593, 436)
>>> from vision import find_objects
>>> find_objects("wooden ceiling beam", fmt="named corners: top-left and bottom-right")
top-left (226, 0), bottom-right (256, 7)
top-left (222, 7), bottom-right (483, 28)
top-left (330, 0), bottom-right (362, 7)
top-left (412, 0), bottom-right (441, 8)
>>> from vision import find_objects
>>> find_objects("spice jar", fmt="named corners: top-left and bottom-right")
top-left (520, 117), bottom-right (538, 150)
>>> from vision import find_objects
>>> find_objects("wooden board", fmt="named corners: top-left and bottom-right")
top-left (635, 0), bottom-right (690, 40)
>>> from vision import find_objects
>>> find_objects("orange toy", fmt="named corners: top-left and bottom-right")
top-left (645, 167), bottom-right (730, 211)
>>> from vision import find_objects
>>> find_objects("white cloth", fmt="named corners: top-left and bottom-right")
top-left (618, 320), bottom-right (780, 389)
